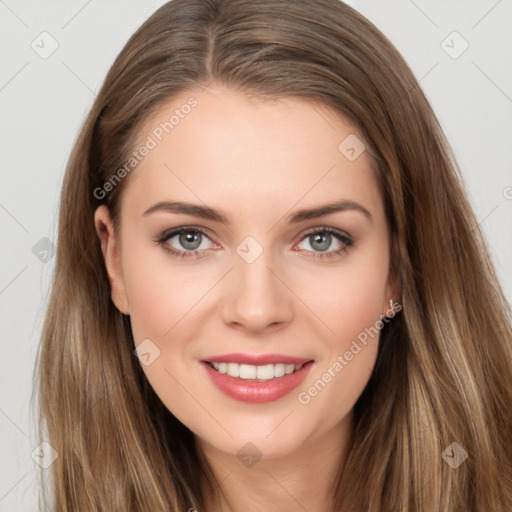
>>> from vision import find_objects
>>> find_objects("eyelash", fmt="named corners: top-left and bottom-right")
top-left (154, 226), bottom-right (354, 261)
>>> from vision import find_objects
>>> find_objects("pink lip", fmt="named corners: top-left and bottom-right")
top-left (200, 360), bottom-right (315, 403)
top-left (202, 353), bottom-right (313, 365)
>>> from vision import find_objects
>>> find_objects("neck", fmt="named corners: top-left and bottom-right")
top-left (195, 411), bottom-right (354, 512)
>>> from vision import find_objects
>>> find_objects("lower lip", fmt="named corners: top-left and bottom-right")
top-left (200, 361), bottom-right (314, 403)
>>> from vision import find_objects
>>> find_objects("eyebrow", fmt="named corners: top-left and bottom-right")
top-left (142, 199), bottom-right (373, 224)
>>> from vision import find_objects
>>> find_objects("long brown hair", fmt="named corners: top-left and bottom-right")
top-left (35, 0), bottom-right (512, 510)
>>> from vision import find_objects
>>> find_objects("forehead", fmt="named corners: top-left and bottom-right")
top-left (121, 85), bottom-right (382, 221)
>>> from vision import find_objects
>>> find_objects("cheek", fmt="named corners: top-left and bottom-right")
top-left (121, 245), bottom-right (207, 423)
top-left (304, 251), bottom-right (389, 349)
top-left (334, 269), bottom-right (386, 339)
top-left (297, 247), bottom-right (388, 411)
top-left (122, 242), bottom-right (211, 342)
top-left (124, 261), bottom-right (173, 342)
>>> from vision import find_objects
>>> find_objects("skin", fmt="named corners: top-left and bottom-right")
top-left (95, 85), bottom-right (399, 512)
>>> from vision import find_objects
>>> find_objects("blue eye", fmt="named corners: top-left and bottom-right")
top-left (155, 227), bottom-right (215, 259)
top-left (155, 226), bottom-right (353, 261)
top-left (295, 227), bottom-right (353, 260)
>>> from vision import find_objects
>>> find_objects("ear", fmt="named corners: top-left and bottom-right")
top-left (382, 267), bottom-right (401, 318)
top-left (94, 205), bottom-right (130, 315)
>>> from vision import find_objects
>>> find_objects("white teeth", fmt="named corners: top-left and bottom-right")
top-left (209, 361), bottom-right (306, 380)
top-left (256, 364), bottom-right (274, 380)
top-left (240, 364), bottom-right (257, 379)
top-left (227, 362), bottom-right (239, 377)
top-left (274, 363), bottom-right (285, 377)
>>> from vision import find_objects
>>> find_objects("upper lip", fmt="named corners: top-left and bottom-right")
top-left (201, 353), bottom-right (314, 365)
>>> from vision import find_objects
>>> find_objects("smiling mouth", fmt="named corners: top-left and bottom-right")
top-left (204, 361), bottom-right (313, 381)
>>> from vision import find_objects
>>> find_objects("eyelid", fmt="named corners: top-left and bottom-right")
top-left (292, 226), bottom-right (353, 257)
top-left (155, 225), bottom-right (354, 259)
top-left (296, 226), bottom-right (353, 244)
top-left (156, 225), bottom-right (217, 243)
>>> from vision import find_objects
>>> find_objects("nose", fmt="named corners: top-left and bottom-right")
top-left (221, 247), bottom-right (294, 334)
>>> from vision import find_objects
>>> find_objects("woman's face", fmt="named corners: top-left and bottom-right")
top-left (95, 85), bottom-right (397, 461)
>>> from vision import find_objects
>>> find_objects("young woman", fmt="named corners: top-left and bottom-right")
top-left (36, 0), bottom-right (512, 510)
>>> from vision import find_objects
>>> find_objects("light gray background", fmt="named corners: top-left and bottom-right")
top-left (1, 1), bottom-right (511, 510)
